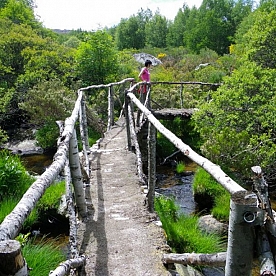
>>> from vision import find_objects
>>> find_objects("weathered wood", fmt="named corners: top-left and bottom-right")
top-left (126, 91), bottom-right (246, 196)
top-left (49, 256), bottom-right (86, 276)
top-left (69, 128), bottom-right (87, 218)
top-left (162, 252), bottom-right (227, 267)
top-left (225, 192), bottom-right (258, 276)
top-left (256, 226), bottom-right (276, 276)
top-left (80, 78), bottom-right (135, 91)
top-left (0, 141), bottom-right (68, 240)
top-left (147, 122), bottom-right (156, 212)
top-left (124, 90), bottom-right (132, 151)
top-left (64, 160), bottom-right (79, 259)
top-left (79, 92), bottom-right (90, 177)
top-left (152, 108), bottom-right (194, 120)
top-left (127, 102), bottom-right (146, 185)
top-left (107, 85), bottom-right (114, 131)
top-left (0, 240), bottom-right (27, 276)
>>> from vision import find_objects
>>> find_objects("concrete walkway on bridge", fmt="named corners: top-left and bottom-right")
top-left (77, 117), bottom-right (171, 276)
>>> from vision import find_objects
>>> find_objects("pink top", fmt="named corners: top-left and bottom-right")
top-left (139, 67), bottom-right (150, 82)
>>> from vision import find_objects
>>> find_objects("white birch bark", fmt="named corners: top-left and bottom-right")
top-left (163, 252), bottom-right (227, 267)
top-left (147, 122), bottom-right (156, 212)
top-left (64, 160), bottom-right (79, 259)
top-left (49, 256), bottom-right (86, 276)
top-left (127, 103), bottom-right (146, 185)
top-left (126, 91), bottom-right (246, 196)
top-left (69, 128), bottom-right (87, 218)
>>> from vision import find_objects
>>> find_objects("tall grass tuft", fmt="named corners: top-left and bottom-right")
top-left (0, 150), bottom-right (34, 200)
top-left (193, 167), bottom-right (230, 221)
top-left (22, 237), bottom-right (65, 276)
top-left (155, 196), bottom-right (225, 253)
top-left (0, 198), bottom-right (39, 229)
top-left (37, 180), bottom-right (65, 211)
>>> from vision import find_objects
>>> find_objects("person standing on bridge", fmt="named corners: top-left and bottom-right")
top-left (138, 59), bottom-right (152, 95)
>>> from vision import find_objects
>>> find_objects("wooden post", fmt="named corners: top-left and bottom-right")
top-left (147, 122), bottom-right (156, 212)
top-left (256, 226), bottom-right (276, 275)
top-left (79, 94), bottom-right (90, 177)
top-left (79, 91), bottom-right (90, 153)
top-left (225, 191), bottom-right (258, 276)
top-left (0, 240), bottom-right (28, 276)
top-left (107, 85), bottom-right (114, 131)
top-left (180, 84), bottom-right (184, 108)
top-left (124, 90), bottom-right (132, 151)
top-left (69, 128), bottom-right (87, 218)
top-left (64, 160), bottom-right (79, 259)
top-left (128, 103), bottom-right (146, 185)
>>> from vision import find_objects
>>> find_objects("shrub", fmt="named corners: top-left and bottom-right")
top-left (0, 150), bottom-right (34, 200)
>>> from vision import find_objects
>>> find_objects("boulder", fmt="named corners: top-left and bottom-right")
top-left (198, 215), bottom-right (228, 235)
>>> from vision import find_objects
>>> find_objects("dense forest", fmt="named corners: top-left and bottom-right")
top-left (0, 0), bottom-right (276, 184)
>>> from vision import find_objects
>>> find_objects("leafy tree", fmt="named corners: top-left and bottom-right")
top-left (0, 0), bottom-right (40, 29)
top-left (193, 8), bottom-right (276, 177)
top-left (75, 30), bottom-right (118, 85)
top-left (166, 4), bottom-right (191, 47)
top-left (145, 12), bottom-right (168, 48)
top-left (115, 8), bottom-right (152, 50)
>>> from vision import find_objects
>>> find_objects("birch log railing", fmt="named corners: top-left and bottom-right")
top-left (0, 78), bottom-right (136, 276)
top-left (124, 83), bottom-right (276, 276)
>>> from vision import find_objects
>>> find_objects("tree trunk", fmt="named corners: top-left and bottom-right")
top-left (162, 252), bottom-right (227, 267)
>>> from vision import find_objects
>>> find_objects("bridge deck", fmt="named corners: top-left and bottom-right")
top-left (77, 117), bottom-right (170, 275)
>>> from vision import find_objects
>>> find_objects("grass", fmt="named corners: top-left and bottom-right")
top-left (155, 196), bottom-right (225, 254)
top-left (22, 237), bottom-right (65, 276)
top-left (37, 180), bottom-right (66, 211)
top-left (192, 167), bottom-right (230, 221)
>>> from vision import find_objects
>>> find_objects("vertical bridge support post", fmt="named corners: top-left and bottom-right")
top-left (147, 122), bottom-right (156, 212)
top-left (107, 85), bottom-right (114, 131)
top-left (0, 240), bottom-right (28, 276)
top-left (225, 191), bottom-right (258, 275)
top-left (69, 128), bottom-right (87, 218)
top-left (125, 91), bottom-right (132, 151)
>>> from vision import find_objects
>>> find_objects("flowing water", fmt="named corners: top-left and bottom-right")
top-left (156, 159), bottom-right (198, 215)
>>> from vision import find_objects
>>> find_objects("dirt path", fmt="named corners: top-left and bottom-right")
top-left (77, 118), bottom-right (171, 275)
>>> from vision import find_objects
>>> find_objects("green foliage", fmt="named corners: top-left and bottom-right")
top-left (37, 181), bottom-right (65, 211)
top-left (0, 0), bottom-right (41, 29)
top-left (75, 30), bottom-right (119, 85)
top-left (0, 150), bottom-right (34, 200)
top-left (22, 237), bottom-right (65, 276)
top-left (155, 196), bottom-right (224, 253)
top-left (145, 12), bottom-right (168, 48)
top-left (193, 60), bottom-right (276, 176)
top-left (156, 118), bottom-right (202, 159)
top-left (176, 162), bottom-right (185, 174)
top-left (20, 80), bottom-right (75, 125)
top-left (35, 121), bottom-right (59, 150)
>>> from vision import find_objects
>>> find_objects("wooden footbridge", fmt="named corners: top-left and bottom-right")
top-left (0, 79), bottom-right (275, 276)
